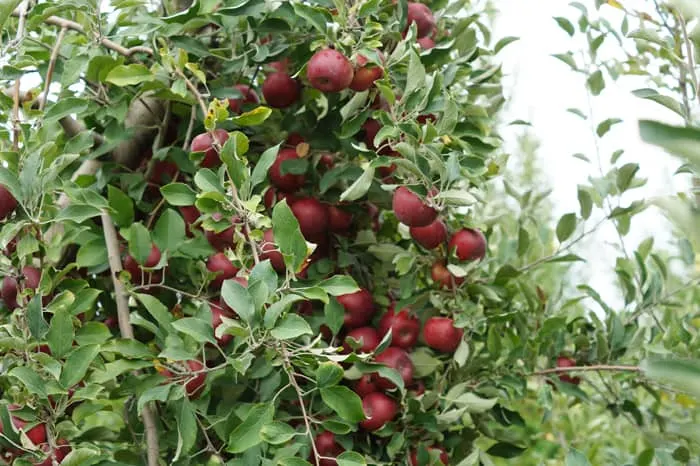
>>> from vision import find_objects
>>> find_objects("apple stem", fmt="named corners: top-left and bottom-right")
top-left (11, 1), bottom-right (28, 151)
top-left (532, 364), bottom-right (640, 376)
top-left (101, 212), bottom-right (161, 466)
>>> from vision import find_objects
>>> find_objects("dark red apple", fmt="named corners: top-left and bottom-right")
top-left (353, 374), bottom-right (378, 397)
top-left (448, 228), bottom-right (486, 261)
top-left (360, 392), bottom-right (398, 431)
top-left (0, 408), bottom-right (47, 448)
top-left (262, 72), bottom-right (300, 108)
top-left (423, 317), bottom-right (463, 353)
top-left (406, 2), bottom-right (435, 38)
top-left (0, 185), bottom-right (17, 220)
top-left (328, 205), bottom-right (353, 233)
top-left (378, 308), bottom-right (420, 349)
top-left (431, 261), bottom-right (464, 289)
top-left (409, 219), bottom-right (447, 250)
top-left (269, 148), bottom-right (306, 192)
top-left (190, 129), bottom-right (230, 168)
top-left (373, 347), bottom-right (414, 390)
top-left (184, 360), bottom-right (206, 398)
top-left (260, 229), bottom-right (286, 273)
top-left (1, 276), bottom-right (18, 310)
top-left (286, 133), bottom-right (305, 147)
top-left (179, 205), bottom-right (201, 236)
top-left (556, 356), bottom-right (581, 385)
top-left (269, 58), bottom-right (290, 73)
top-left (210, 301), bottom-right (234, 346)
top-left (148, 160), bottom-right (178, 186)
top-left (228, 84), bottom-right (259, 114)
top-left (263, 188), bottom-right (297, 210)
top-left (33, 439), bottom-right (71, 466)
top-left (311, 431), bottom-right (344, 466)
top-left (409, 445), bottom-right (449, 466)
top-left (337, 289), bottom-right (376, 328)
top-left (349, 54), bottom-right (383, 91)
top-left (307, 49), bottom-right (354, 92)
top-left (417, 36), bottom-right (436, 50)
top-left (344, 327), bottom-right (380, 353)
top-left (392, 186), bottom-right (437, 227)
top-left (206, 252), bottom-right (239, 288)
top-left (290, 197), bottom-right (329, 242)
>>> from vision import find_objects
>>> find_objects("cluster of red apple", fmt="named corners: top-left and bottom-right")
top-left (0, 405), bottom-right (70, 465)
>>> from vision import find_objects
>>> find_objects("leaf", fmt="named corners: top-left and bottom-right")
top-left (631, 88), bottom-right (685, 118)
top-left (0, 0), bottom-right (22, 31)
top-left (337, 452), bottom-right (367, 466)
top-left (317, 276), bottom-right (359, 296)
top-left (136, 294), bottom-right (174, 333)
top-left (249, 144), bottom-right (281, 190)
top-left (160, 183), bottom-right (197, 206)
top-left (566, 449), bottom-right (592, 466)
top-left (577, 188), bottom-right (592, 220)
top-left (340, 165), bottom-right (374, 202)
top-left (260, 422), bottom-right (297, 445)
top-left (105, 64), bottom-right (155, 86)
top-left (554, 17), bottom-right (575, 36)
top-left (44, 97), bottom-right (89, 124)
top-left (587, 70), bottom-right (605, 96)
top-left (264, 294), bottom-right (305, 329)
top-left (486, 442), bottom-right (527, 459)
top-left (324, 297), bottom-right (345, 336)
top-left (55, 205), bottom-right (103, 223)
top-left (173, 400), bottom-right (197, 460)
top-left (616, 163), bottom-right (640, 192)
top-left (291, 2), bottom-right (332, 35)
top-left (9, 367), bottom-right (47, 398)
top-left (638, 120), bottom-right (700, 169)
top-left (404, 50), bottom-right (426, 98)
top-left (596, 118), bottom-right (622, 137)
top-left (107, 185), bottom-right (134, 227)
top-left (556, 213), bottom-right (577, 242)
top-left (226, 403), bottom-right (274, 453)
top-left (231, 106), bottom-right (272, 126)
top-left (494, 36), bottom-right (519, 54)
top-left (76, 238), bottom-right (108, 268)
top-left (320, 386), bottom-right (365, 423)
top-left (222, 279), bottom-right (255, 324)
top-left (47, 309), bottom-right (74, 359)
top-left (641, 358), bottom-right (700, 398)
top-left (272, 200), bottom-right (307, 272)
top-left (316, 362), bottom-right (344, 388)
top-left (128, 223), bottom-right (152, 265)
top-left (172, 317), bottom-right (216, 344)
top-left (153, 209), bottom-right (186, 253)
top-left (27, 296), bottom-right (49, 340)
top-left (59, 344), bottom-right (100, 388)
top-left (138, 384), bottom-right (171, 415)
top-left (270, 314), bottom-right (313, 340)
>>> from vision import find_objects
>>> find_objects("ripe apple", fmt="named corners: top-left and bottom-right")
top-left (190, 129), bottom-right (230, 168)
top-left (205, 226), bottom-right (235, 252)
top-left (328, 205), bottom-right (353, 233)
top-left (373, 347), bottom-right (414, 390)
top-left (406, 2), bottom-right (436, 38)
top-left (179, 205), bottom-right (201, 236)
top-left (260, 229), bottom-right (286, 273)
top-left (286, 132), bottom-right (305, 147)
top-left (206, 252), bottom-right (239, 288)
top-left (556, 356), bottom-right (581, 385)
top-left (269, 58), bottom-right (290, 73)
top-left (378, 308), bottom-right (420, 349)
top-left (344, 327), bottom-right (380, 353)
top-left (360, 392), bottom-right (398, 431)
top-left (353, 374), bottom-right (378, 397)
top-left (337, 289), bottom-right (376, 328)
top-left (417, 36), bottom-right (436, 50)
top-left (361, 119), bottom-right (392, 154)
top-left (0, 185), bottom-right (17, 220)
top-left (349, 54), bottom-right (383, 91)
top-left (227, 84), bottom-right (259, 114)
top-left (210, 301), bottom-right (235, 346)
top-left (409, 219), bottom-right (447, 250)
top-left (431, 261), bottom-right (464, 289)
top-left (262, 72), bottom-right (300, 108)
top-left (161, 360), bottom-right (207, 398)
top-left (22, 266), bottom-right (41, 290)
top-left (448, 228), bottom-right (486, 261)
top-left (148, 160), bottom-right (178, 186)
top-left (392, 186), bottom-right (437, 227)
top-left (263, 188), bottom-right (297, 210)
top-left (307, 49), bottom-right (354, 92)
top-left (290, 197), bottom-right (329, 242)
top-left (423, 317), bottom-right (463, 353)
top-left (268, 148), bottom-right (307, 192)
top-left (0, 409), bottom-right (47, 448)
top-left (33, 439), bottom-right (71, 466)
top-left (409, 445), bottom-right (449, 466)
top-left (311, 431), bottom-right (344, 466)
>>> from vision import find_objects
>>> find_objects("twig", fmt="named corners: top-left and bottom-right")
top-left (182, 106), bottom-right (197, 150)
top-left (11, 1), bottom-right (29, 150)
top-left (39, 26), bottom-right (67, 112)
top-left (532, 365), bottom-right (640, 376)
top-left (101, 212), bottom-right (160, 466)
top-left (176, 69), bottom-right (208, 116)
top-left (678, 13), bottom-right (700, 106)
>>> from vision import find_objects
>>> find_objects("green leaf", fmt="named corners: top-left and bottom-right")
top-left (316, 362), bottom-right (344, 388)
top-left (160, 183), bottom-right (197, 206)
top-left (616, 163), bottom-right (640, 192)
top-left (8, 367), bottom-right (47, 398)
top-left (153, 208), bottom-right (186, 253)
top-left (44, 97), bottom-right (89, 124)
top-left (136, 294), bottom-right (174, 333)
top-left (226, 403), bottom-right (274, 453)
top-left (292, 2), bottom-right (332, 35)
top-left (340, 165), bottom-right (374, 202)
top-left (107, 185), bottom-right (135, 227)
top-left (337, 452), bottom-right (367, 466)
top-left (172, 317), bottom-right (216, 344)
top-left (55, 205), bottom-right (103, 223)
top-left (105, 64), bottom-right (155, 86)
top-left (632, 89), bottom-right (685, 118)
top-left (47, 309), bottom-right (74, 359)
top-left (486, 442), bottom-right (527, 459)
top-left (554, 17), bottom-right (575, 36)
top-left (404, 50), bottom-right (426, 98)
top-left (101, 339), bottom-right (154, 358)
top-left (272, 200), bottom-right (307, 272)
top-left (76, 238), bottom-right (108, 269)
top-left (138, 384), bottom-right (171, 415)
top-left (494, 36), bottom-right (519, 54)
top-left (264, 294), bottom-right (305, 329)
top-left (596, 118), bottom-right (622, 137)
top-left (60, 448), bottom-right (103, 466)
top-left (556, 213), bottom-right (577, 242)
top-left (565, 449), bottom-right (592, 466)
top-left (317, 275), bottom-right (359, 296)
top-left (641, 358), bottom-right (700, 398)
top-left (577, 188), bottom-right (592, 220)
top-left (249, 144), bottom-right (281, 190)
top-left (59, 344), bottom-right (100, 388)
top-left (639, 120), bottom-right (700, 169)
top-left (271, 314), bottom-right (312, 340)
top-left (278, 459), bottom-right (312, 466)
top-left (0, 0), bottom-right (22, 31)
top-left (231, 106), bottom-right (272, 126)
top-left (552, 53), bottom-right (577, 70)
top-left (174, 400), bottom-right (198, 460)
top-left (320, 386), bottom-right (365, 423)
top-left (587, 70), bottom-right (605, 96)
top-left (128, 223), bottom-right (152, 265)
top-left (324, 297), bottom-right (345, 336)
top-left (222, 279), bottom-right (255, 324)
top-left (27, 296), bottom-right (49, 340)
top-left (260, 422), bottom-right (297, 445)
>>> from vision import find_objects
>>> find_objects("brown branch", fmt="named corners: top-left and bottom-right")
top-left (101, 212), bottom-right (160, 466)
top-left (39, 26), bottom-right (67, 112)
top-left (175, 69), bottom-right (208, 116)
top-left (532, 365), bottom-right (640, 376)
top-left (11, 1), bottom-right (29, 150)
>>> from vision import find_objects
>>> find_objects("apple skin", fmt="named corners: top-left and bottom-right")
top-left (33, 439), bottom-right (71, 466)
top-left (349, 54), bottom-right (383, 91)
top-left (378, 308), bottom-right (420, 349)
top-left (206, 226), bottom-right (235, 252)
top-left (148, 160), bottom-right (178, 186)
top-left (344, 327), bottom-right (380, 353)
top-left (409, 219), bottom-right (447, 250)
top-left (183, 360), bottom-right (206, 398)
top-left (191, 129), bottom-right (230, 168)
top-left (311, 431), bottom-right (344, 466)
top-left (0, 185), bottom-right (17, 220)
top-left (269, 58), bottom-right (290, 73)
top-left (179, 205), bottom-right (201, 237)
top-left (406, 2), bottom-right (436, 38)
top-left (269, 148), bottom-right (307, 192)
top-left (373, 347), bottom-right (414, 390)
top-left (556, 356), bottom-right (581, 385)
top-left (228, 84), bottom-right (259, 114)
top-left (392, 187), bottom-right (438, 227)
top-left (206, 252), bottom-right (239, 288)
top-left (263, 188), bottom-right (297, 211)
top-left (409, 446), bottom-right (449, 466)
top-left (1, 276), bottom-right (18, 310)
top-left (417, 36), bottom-right (436, 50)
top-left (307, 49), bottom-right (354, 93)
top-left (423, 317), bottom-right (463, 353)
top-left (210, 301), bottom-right (234, 346)
top-left (290, 197), bottom-right (329, 242)
top-left (353, 374), bottom-right (378, 397)
top-left (448, 228), bottom-right (487, 261)
top-left (328, 205), bottom-right (353, 233)
top-left (0, 409), bottom-right (47, 449)
top-left (337, 289), bottom-right (376, 328)
top-left (123, 245), bottom-right (162, 283)
top-left (431, 261), bottom-right (464, 289)
top-left (360, 392), bottom-right (398, 431)
top-left (361, 119), bottom-right (392, 155)
top-left (262, 72), bottom-right (300, 108)
top-left (260, 229), bottom-right (286, 273)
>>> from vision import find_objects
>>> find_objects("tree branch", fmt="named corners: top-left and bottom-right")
top-left (11, 1), bottom-right (29, 150)
top-left (532, 365), bottom-right (640, 376)
top-left (39, 26), bottom-right (67, 112)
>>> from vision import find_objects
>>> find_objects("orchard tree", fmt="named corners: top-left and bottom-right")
top-left (0, 0), bottom-right (699, 466)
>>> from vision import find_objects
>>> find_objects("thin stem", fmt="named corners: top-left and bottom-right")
top-left (11, 1), bottom-right (29, 150)
top-left (182, 105), bottom-right (197, 150)
top-left (176, 69), bottom-right (208, 116)
top-left (678, 13), bottom-right (700, 107)
top-left (39, 27), bottom-right (67, 112)
top-left (532, 364), bottom-right (640, 376)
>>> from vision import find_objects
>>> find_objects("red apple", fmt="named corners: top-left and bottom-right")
top-left (206, 252), bottom-right (239, 288)
top-left (184, 360), bottom-right (206, 398)
top-left (328, 205), bottom-right (353, 233)
top-left (409, 445), bottom-right (449, 466)
top-left (378, 308), bottom-right (420, 349)
top-left (22, 266), bottom-right (41, 290)
top-left (148, 160), bottom-right (178, 186)
top-left (263, 188), bottom-right (297, 210)
top-left (349, 54), bottom-right (383, 91)
top-left (392, 186), bottom-right (437, 227)
top-left (409, 219), bottom-right (447, 250)
top-left (0, 408), bottom-right (47, 448)
top-left (191, 129), bottom-right (230, 168)
top-left (307, 49), bottom-right (354, 92)
top-left (286, 132), bottom-right (305, 147)
top-left (556, 356), bottom-right (581, 385)
top-left (361, 119), bottom-right (391, 154)
top-left (373, 347), bottom-right (414, 390)
top-left (262, 72), bottom-right (300, 108)
top-left (1, 276), bottom-right (18, 310)
top-left (0, 185), bottom-right (17, 220)
top-left (360, 392), bottom-right (398, 431)
top-left (311, 431), bottom-right (344, 466)
top-left (33, 439), bottom-right (71, 466)
top-left (406, 2), bottom-right (435, 38)
top-left (353, 374), bottom-right (378, 397)
top-left (431, 261), bottom-right (464, 289)
top-left (448, 228), bottom-right (486, 261)
top-left (417, 36), bottom-right (436, 50)
top-left (228, 84), bottom-right (259, 114)
top-left (290, 197), bottom-right (329, 242)
top-left (423, 317), bottom-right (463, 353)
top-left (260, 229), bottom-right (286, 273)
top-left (210, 301), bottom-right (234, 346)
top-left (269, 58), bottom-right (290, 73)
top-left (344, 327), bottom-right (380, 353)
top-left (337, 289), bottom-right (376, 328)
top-left (269, 148), bottom-right (306, 192)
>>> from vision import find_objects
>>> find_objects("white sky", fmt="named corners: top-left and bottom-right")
top-left (494, 0), bottom-right (693, 307)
